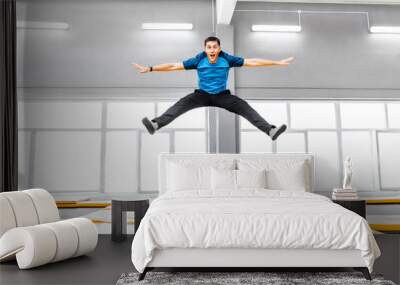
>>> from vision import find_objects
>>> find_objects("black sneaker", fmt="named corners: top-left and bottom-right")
top-left (142, 117), bottom-right (157, 135)
top-left (268, 124), bottom-right (287, 141)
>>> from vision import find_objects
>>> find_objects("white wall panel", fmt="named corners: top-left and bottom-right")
top-left (18, 131), bottom-right (31, 189)
top-left (175, 131), bottom-right (206, 153)
top-left (378, 133), bottom-right (400, 189)
top-left (240, 102), bottom-right (287, 130)
top-left (276, 132), bottom-right (306, 153)
top-left (291, 103), bottom-right (336, 129)
top-left (387, 103), bottom-right (400, 129)
top-left (33, 131), bottom-right (101, 191)
top-left (308, 131), bottom-right (339, 191)
top-left (341, 103), bottom-right (386, 129)
top-left (240, 131), bottom-right (273, 153)
top-left (107, 102), bottom-right (155, 128)
top-left (19, 101), bottom-right (102, 129)
top-left (342, 131), bottom-right (376, 191)
top-left (140, 132), bottom-right (170, 192)
top-left (157, 102), bottom-right (206, 129)
top-left (105, 131), bottom-right (138, 193)
top-left (18, 101), bottom-right (26, 129)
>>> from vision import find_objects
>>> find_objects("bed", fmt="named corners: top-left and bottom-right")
top-left (131, 153), bottom-right (381, 281)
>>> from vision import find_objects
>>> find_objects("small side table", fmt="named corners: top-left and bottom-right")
top-left (111, 198), bottom-right (149, 242)
top-left (332, 199), bottom-right (366, 218)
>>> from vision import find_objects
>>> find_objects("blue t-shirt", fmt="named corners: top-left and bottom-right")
top-left (182, 50), bottom-right (244, 94)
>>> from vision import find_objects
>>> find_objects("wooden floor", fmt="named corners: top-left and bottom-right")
top-left (0, 235), bottom-right (134, 285)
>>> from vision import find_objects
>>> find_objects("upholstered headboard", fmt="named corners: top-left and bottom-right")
top-left (158, 153), bottom-right (315, 194)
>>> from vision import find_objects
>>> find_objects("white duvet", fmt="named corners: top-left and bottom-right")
top-left (131, 189), bottom-right (380, 273)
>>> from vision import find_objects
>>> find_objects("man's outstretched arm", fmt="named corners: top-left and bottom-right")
top-left (243, 57), bottom-right (294, 67)
top-left (132, 62), bottom-right (184, 73)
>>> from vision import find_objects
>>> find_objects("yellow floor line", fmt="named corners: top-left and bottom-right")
top-left (56, 202), bottom-right (111, 208)
top-left (370, 224), bottom-right (400, 232)
top-left (367, 199), bottom-right (400, 205)
top-left (91, 219), bottom-right (134, 224)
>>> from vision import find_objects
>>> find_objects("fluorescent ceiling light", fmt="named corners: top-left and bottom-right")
top-left (369, 26), bottom-right (400, 34)
top-left (141, 23), bottom-right (193, 30)
top-left (252, 25), bottom-right (301, 32)
top-left (17, 21), bottom-right (69, 30)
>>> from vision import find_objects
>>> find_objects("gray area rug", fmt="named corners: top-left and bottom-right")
top-left (116, 271), bottom-right (396, 285)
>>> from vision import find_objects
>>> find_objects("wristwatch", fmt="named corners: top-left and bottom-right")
top-left (149, 66), bottom-right (153, 72)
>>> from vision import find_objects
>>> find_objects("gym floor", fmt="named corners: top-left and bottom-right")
top-left (0, 235), bottom-right (133, 285)
top-left (1, 234), bottom-right (398, 285)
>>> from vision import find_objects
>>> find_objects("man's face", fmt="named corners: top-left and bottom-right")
top-left (204, 41), bottom-right (221, 64)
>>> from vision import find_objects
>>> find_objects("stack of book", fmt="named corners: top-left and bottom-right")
top-left (332, 188), bottom-right (359, 200)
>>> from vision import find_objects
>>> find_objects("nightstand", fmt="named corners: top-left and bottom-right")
top-left (111, 198), bottom-right (150, 242)
top-left (332, 199), bottom-right (366, 218)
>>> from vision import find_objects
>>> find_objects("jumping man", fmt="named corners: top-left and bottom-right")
top-left (132, 36), bottom-right (293, 140)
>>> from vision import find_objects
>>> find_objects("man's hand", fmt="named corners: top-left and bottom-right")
top-left (132, 63), bottom-right (150, 73)
top-left (276, 57), bottom-right (294, 66)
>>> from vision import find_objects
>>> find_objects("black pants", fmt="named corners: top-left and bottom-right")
top-left (152, 89), bottom-right (275, 133)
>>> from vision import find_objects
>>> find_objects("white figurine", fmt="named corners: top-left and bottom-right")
top-left (343, 156), bottom-right (353, 190)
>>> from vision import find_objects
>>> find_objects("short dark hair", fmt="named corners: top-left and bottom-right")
top-left (204, 36), bottom-right (220, 46)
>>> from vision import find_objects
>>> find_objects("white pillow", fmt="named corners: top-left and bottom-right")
top-left (266, 162), bottom-right (307, 191)
top-left (166, 158), bottom-right (235, 192)
top-left (168, 162), bottom-right (210, 191)
top-left (236, 169), bottom-right (268, 189)
top-left (210, 168), bottom-right (268, 190)
top-left (237, 158), bottom-right (310, 192)
top-left (210, 168), bottom-right (236, 190)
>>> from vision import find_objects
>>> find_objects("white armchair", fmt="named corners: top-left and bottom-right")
top-left (0, 188), bottom-right (98, 269)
